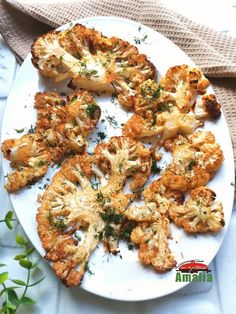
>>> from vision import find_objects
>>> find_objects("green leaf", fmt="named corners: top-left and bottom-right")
top-left (0, 263), bottom-right (6, 267)
top-left (26, 247), bottom-right (35, 256)
top-left (7, 289), bottom-right (19, 306)
top-left (5, 211), bottom-right (13, 221)
top-left (0, 287), bottom-right (19, 297)
top-left (19, 296), bottom-right (37, 305)
top-left (19, 259), bottom-right (32, 269)
top-left (5, 219), bottom-right (13, 230)
top-left (28, 276), bottom-right (45, 287)
top-left (11, 279), bottom-right (27, 286)
top-left (14, 254), bottom-right (26, 261)
top-left (0, 272), bottom-right (9, 284)
top-left (4, 211), bottom-right (15, 229)
top-left (15, 235), bottom-right (26, 246)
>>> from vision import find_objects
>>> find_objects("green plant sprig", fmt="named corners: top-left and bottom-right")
top-left (0, 212), bottom-right (45, 313)
top-left (0, 212), bottom-right (17, 230)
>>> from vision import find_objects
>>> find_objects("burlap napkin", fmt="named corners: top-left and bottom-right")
top-left (0, 0), bottom-right (236, 164)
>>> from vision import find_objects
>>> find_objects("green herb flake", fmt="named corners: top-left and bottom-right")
top-left (106, 115), bottom-right (120, 128)
top-left (188, 159), bottom-right (197, 171)
top-left (99, 207), bottom-right (122, 225)
top-left (151, 157), bottom-right (161, 175)
top-left (85, 261), bottom-right (94, 275)
top-left (14, 128), bottom-right (25, 133)
top-left (86, 104), bottom-right (99, 119)
top-left (97, 131), bottom-right (106, 142)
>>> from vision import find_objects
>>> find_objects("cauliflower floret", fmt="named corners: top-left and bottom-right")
top-left (94, 136), bottom-right (151, 192)
top-left (31, 24), bottom-right (156, 106)
top-left (131, 217), bottom-right (176, 272)
top-left (37, 138), bottom-right (150, 286)
top-left (35, 90), bottom-right (100, 162)
top-left (194, 94), bottom-right (221, 121)
top-left (160, 65), bottom-right (210, 113)
top-left (122, 106), bottom-right (200, 142)
top-left (1, 134), bottom-right (51, 192)
top-left (124, 179), bottom-right (184, 221)
top-left (161, 131), bottom-right (224, 192)
top-left (169, 186), bottom-right (225, 233)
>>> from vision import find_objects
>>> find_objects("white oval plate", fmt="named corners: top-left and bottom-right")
top-left (1, 17), bottom-right (235, 301)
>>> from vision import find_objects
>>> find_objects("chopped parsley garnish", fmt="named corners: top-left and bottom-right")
top-left (151, 157), bottom-right (161, 175)
top-left (141, 84), bottom-right (163, 100)
top-left (48, 212), bottom-right (66, 229)
top-left (99, 207), bottom-right (123, 225)
top-left (91, 181), bottom-right (99, 190)
top-left (36, 160), bottom-right (48, 167)
top-left (85, 261), bottom-right (94, 275)
top-left (38, 183), bottom-right (49, 190)
top-left (111, 93), bottom-right (118, 104)
top-left (158, 103), bottom-right (173, 113)
top-left (97, 131), bottom-right (106, 142)
top-left (14, 128), bottom-right (25, 133)
top-left (28, 124), bottom-right (35, 134)
top-left (120, 221), bottom-right (137, 250)
top-left (134, 34), bottom-right (148, 45)
top-left (106, 115), bottom-right (120, 128)
top-left (86, 104), bottom-right (99, 119)
top-left (79, 61), bottom-right (99, 78)
top-left (188, 159), bottom-right (197, 171)
top-left (96, 192), bottom-right (110, 207)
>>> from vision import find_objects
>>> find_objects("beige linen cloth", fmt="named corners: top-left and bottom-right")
top-left (0, 0), bottom-right (236, 163)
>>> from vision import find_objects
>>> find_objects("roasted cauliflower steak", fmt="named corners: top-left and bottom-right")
top-left (169, 186), bottom-right (225, 233)
top-left (1, 90), bottom-right (100, 192)
top-left (131, 217), bottom-right (176, 272)
top-left (31, 24), bottom-right (156, 107)
top-left (37, 136), bottom-right (151, 286)
top-left (161, 130), bottom-right (224, 192)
